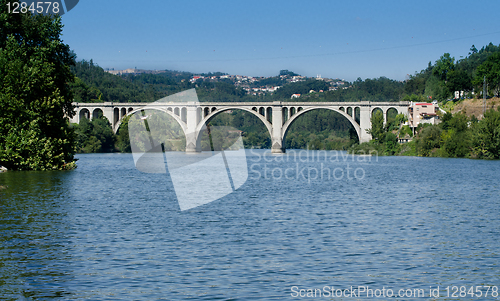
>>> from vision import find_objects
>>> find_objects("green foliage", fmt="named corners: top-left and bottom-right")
top-left (348, 140), bottom-right (384, 155)
top-left (0, 4), bottom-right (76, 170)
top-left (410, 111), bottom-right (498, 159)
top-left (402, 94), bottom-right (426, 102)
top-left (274, 79), bottom-right (330, 99)
top-left (384, 132), bottom-right (399, 155)
top-left (115, 116), bottom-right (131, 152)
top-left (439, 112), bottom-right (453, 130)
top-left (415, 125), bottom-right (442, 157)
top-left (128, 111), bottom-right (186, 152)
top-left (439, 113), bottom-right (471, 157)
top-left (70, 60), bottom-right (189, 103)
top-left (196, 81), bottom-right (250, 102)
top-left (315, 77), bottom-right (404, 102)
top-left (399, 140), bottom-right (417, 156)
top-left (251, 76), bottom-right (286, 88)
top-left (208, 111), bottom-right (270, 149)
top-left (424, 75), bottom-right (449, 100)
top-left (71, 76), bottom-right (103, 102)
top-left (1, 120), bottom-right (76, 170)
top-left (400, 125), bottom-right (413, 137)
top-left (405, 43), bottom-right (500, 101)
top-left (368, 110), bottom-right (385, 141)
top-left (433, 53), bottom-right (455, 81)
top-left (284, 110), bottom-right (355, 150)
top-left (473, 52), bottom-right (500, 97)
top-left (395, 113), bottom-right (408, 127)
top-left (446, 69), bottom-right (472, 97)
top-left (471, 107), bottom-right (500, 159)
top-left (74, 116), bottom-right (115, 153)
top-left (280, 70), bottom-right (299, 76)
top-left (203, 109), bottom-right (355, 150)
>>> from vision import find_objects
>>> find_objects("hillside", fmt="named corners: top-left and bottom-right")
top-left (70, 42), bottom-right (500, 105)
top-left (449, 97), bottom-right (500, 119)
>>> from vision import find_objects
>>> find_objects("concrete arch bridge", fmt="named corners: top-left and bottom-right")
top-left (70, 100), bottom-right (408, 153)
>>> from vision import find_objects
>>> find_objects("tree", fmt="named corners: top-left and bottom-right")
top-left (116, 116), bottom-right (131, 152)
top-left (473, 52), bottom-right (500, 97)
top-left (383, 132), bottom-right (398, 155)
top-left (368, 110), bottom-right (384, 141)
top-left (446, 69), bottom-right (472, 98)
top-left (471, 107), bottom-right (500, 159)
top-left (415, 125), bottom-right (442, 157)
top-left (279, 70), bottom-right (298, 76)
top-left (433, 53), bottom-right (455, 82)
top-left (73, 115), bottom-right (116, 153)
top-left (440, 113), bottom-right (471, 158)
top-left (469, 45), bottom-right (478, 55)
top-left (0, 3), bottom-right (77, 170)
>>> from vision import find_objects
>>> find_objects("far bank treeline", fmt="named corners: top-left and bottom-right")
top-left (72, 42), bottom-right (500, 155)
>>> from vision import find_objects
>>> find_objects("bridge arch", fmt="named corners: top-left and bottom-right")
top-left (113, 108), bottom-right (120, 124)
top-left (371, 107), bottom-right (383, 116)
top-left (386, 107), bottom-right (398, 123)
top-left (79, 108), bottom-right (90, 120)
top-left (195, 106), bottom-right (273, 142)
top-left (347, 107), bottom-right (354, 118)
top-left (281, 107), bottom-right (361, 143)
top-left (113, 107), bottom-right (187, 135)
top-left (92, 108), bottom-right (104, 120)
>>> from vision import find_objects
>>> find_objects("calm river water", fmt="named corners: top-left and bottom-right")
top-left (1, 151), bottom-right (500, 300)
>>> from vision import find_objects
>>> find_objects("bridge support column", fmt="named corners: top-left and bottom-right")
top-left (71, 106), bottom-right (80, 124)
top-left (271, 102), bottom-right (285, 153)
top-left (359, 105), bottom-right (372, 143)
top-left (102, 102), bottom-right (114, 125)
top-left (185, 103), bottom-right (201, 153)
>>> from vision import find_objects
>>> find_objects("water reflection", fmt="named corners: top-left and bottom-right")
top-left (1, 153), bottom-right (500, 300)
top-left (0, 171), bottom-right (74, 299)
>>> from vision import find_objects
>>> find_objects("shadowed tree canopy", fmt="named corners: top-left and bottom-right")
top-left (0, 1), bottom-right (77, 170)
top-left (473, 52), bottom-right (500, 97)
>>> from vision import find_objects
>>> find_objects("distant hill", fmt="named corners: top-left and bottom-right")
top-left (70, 42), bottom-right (500, 103)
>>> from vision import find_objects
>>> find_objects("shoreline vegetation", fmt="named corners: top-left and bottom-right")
top-left (0, 4), bottom-right (77, 171)
top-left (349, 103), bottom-right (500, 160)
top-left (1, 6), bottom-right (500, 170)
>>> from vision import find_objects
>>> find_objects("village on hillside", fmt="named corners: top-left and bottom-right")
top-left (105, 68), bottom-right (349, 98)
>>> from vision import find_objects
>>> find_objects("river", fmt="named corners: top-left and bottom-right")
top-left (1, 151), bottom-right (499, 300)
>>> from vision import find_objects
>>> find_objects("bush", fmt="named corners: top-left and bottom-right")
top-left (415, 125), bottom-right (442, 156)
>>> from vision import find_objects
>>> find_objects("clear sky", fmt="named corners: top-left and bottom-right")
top-left (60, 0), bottom-right (500, 82)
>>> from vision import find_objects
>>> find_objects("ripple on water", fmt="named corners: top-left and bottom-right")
top-left (1, 153), bottom-right (500, 299)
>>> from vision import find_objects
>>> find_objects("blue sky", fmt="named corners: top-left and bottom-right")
top-left (61, 0), bottom-right (500, 82)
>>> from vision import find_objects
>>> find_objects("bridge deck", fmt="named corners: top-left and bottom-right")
top-left (73, 101), bottom-right (409, 107)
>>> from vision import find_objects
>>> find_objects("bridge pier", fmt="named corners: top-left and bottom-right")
top-left (359, 105), bottom-right (372, 143)
top-left (271, 102), bottom-right (285, 154)
top-left (186, 104), bottom-right (201, 153)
